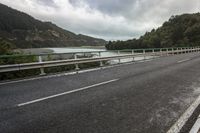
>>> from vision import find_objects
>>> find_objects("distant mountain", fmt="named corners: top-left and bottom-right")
top-left (106, 13), bottom-right (200, 50)
top-left (0, 3), bottom-right (106, 48)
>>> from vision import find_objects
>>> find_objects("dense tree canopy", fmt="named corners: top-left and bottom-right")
top-left (106, 13), bottom-right (200, 50)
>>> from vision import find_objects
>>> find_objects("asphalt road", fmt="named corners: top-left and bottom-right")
top-left (1, 52), bottom-right (200, 133)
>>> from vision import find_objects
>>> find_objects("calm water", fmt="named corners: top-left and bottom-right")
top-left (48, 47), bottom-right (118, 57)
top-left (48, 47), bottom-right (152, 63)
top-left (49, 47), bottom-right (105, 53)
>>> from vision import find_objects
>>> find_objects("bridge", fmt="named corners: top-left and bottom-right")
top-left (1, 47), bottom-right (200, 133)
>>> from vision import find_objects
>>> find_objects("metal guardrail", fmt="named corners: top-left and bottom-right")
top-left (0, 47), bottom-right (200, 75)
top-left (0, 47), bottom-right (198, 58)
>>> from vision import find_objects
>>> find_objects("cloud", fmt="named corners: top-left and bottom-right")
top-left (36, 0), bottom-right (57, 8)
top-left (0, 0), bottom-right (200, 40)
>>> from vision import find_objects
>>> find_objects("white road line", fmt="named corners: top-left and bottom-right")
top-left (17, 79), bottom-right (119, 107)
top-left (177, 58), bottom-right (191, 63)
top-left (167, 95), bottom-right (200, 133)
top-left (189, 114), bottom-right (200, 133)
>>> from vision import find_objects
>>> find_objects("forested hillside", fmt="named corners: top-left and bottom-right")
top-left (106, 13), bottom-right (200, 50)
top-left (0, 3), bottom-right (106, 48)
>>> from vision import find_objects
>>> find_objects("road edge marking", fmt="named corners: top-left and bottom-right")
top-left (167, 95), bottom-right (200, 133)
top-left (189, 114), bottom-right (200, 133)
top-left (17, 79), bottom-right (119, 107)
top-left (177, 58), bottom-right (191, 63)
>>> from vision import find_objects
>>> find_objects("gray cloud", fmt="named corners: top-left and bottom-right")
top-left (36, 0), bottom-right (57, 7)
top-left (70, 0), bottom-right (200, 23)
top-left (0, 0), bottom-right (200, 40)
top-left (69, 0), bottom-right (137, 16)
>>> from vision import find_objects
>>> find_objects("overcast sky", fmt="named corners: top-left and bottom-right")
top-left (0, 0), bottom-right (200, 40)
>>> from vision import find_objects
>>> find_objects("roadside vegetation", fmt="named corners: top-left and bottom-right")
top-left (0, 39), bottom-right (39, 80)
top-left (0, 39), bottom-right (103, 80)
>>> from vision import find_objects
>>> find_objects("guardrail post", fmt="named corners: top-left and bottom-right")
top-left (143, 49), bottom-right (146, 60)
top-left (100, 61), bottom-right (103, 67)
top-left (152, 49), bottom-right (155, 59)
top-left (181, 48), bottom-right (183, 54)
top-left (175, 48), bottom-right (177, 54)
top-left (132, 50), bottom-right (134, 55)
top-left (118, 50), bottom-right (120, 55)
top-left (74, 54), bottom-right (80, 71)
top-left (132, 50), bottom-right (135, 61)
top-left (117, 51), bottom-right (121, 63)
top-left (99, 52), bottom-right (101, 57)
top-left (132, 56), bottom-right (135, 62)
top-left (118, 58), bottom-right (121, 64)
top-left (160, 49), bottom-right (162, 56)
top-left (75, 64), bottom-right (79, 71)
top-left (166, 48), bottom-right (169, 56)
top-left (38, 56), bottom-right (45, 75)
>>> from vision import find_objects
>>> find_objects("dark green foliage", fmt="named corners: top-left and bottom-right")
top-left (0, 38), bottom-right (15, 55)
top-left (0, 39), bottom-right (106, 80)
top-left (0, 3), bottom-right (106, 48)
top-left (0, 69), bottom-right (40, 80)
top-left (0, 39), bottom-right (40, 80)
top-left (106, 13), bottom-right (200, 50)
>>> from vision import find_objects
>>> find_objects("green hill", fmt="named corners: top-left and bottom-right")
top-left (0, 3), bottom-right (106, 48)
top-left (106, 13), bottom-right (200, 50)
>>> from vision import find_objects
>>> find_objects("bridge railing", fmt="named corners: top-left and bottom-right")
top-left (0, 47), bottom-right (199, 75)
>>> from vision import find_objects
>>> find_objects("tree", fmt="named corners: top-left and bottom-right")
top-left (106, 13), bottom-right (200, 50)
